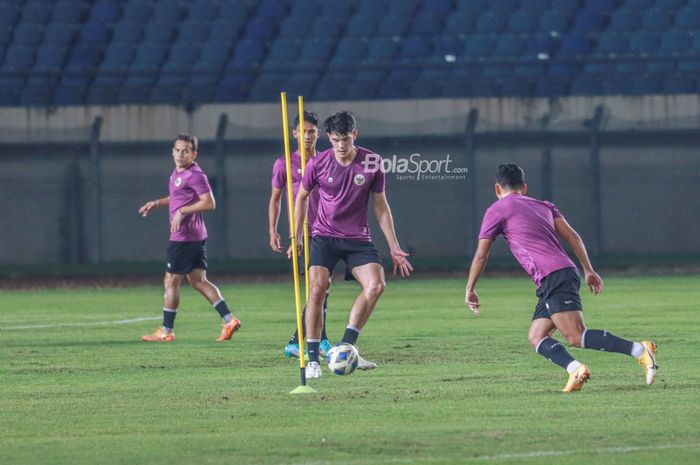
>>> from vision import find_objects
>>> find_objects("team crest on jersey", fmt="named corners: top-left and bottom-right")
top-left (328, 176), bottom-right (334, 183)
top-left (354, 174), bottom-right (366, 186)
top-left (297, 168), bottom-right (302, 175)
top-left (174, 177), bottom-right (182, 187)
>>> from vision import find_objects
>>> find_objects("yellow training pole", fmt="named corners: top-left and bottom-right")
top-left (281, 92), bottom-right (315, 394)
top-left (298, 95), bottom-right (310, 304)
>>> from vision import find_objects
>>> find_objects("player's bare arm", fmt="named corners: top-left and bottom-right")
top-left (372, 192), bottom-right (413, 278)
top-left (288, 185), bottom-right (310, 258)
top-left (465, 238), bottom-right (493, 316)
top-left (554, 217), bottom-right (603, 294)
top-left (139, 196), bottom-right (169, 217)
top-left (268, 187), bottom-right (284, 252)
top-left (171, 191), bottom-right (216, 233)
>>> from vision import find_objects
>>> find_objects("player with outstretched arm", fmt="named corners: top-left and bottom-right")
top-left (465, 163), bottom-right (657, 392)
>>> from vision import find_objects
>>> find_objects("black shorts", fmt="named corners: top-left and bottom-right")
top-left (309, 236), bottom-right (381, 281)
top-left (532, 267), bottom-right (583, 320)
top-left (166, 240), bottom-right (208, 275)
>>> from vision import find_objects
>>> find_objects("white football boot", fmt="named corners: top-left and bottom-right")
top-left (305, 361), bottom-right (322, 378)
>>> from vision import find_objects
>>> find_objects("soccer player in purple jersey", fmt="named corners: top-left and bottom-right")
top-left (268, 111), bottom-right (332, 359)
top-left (293, 111), bottom-right (413, 378)
top-left (138, 134), bottom-right (241, 343)
top-left (465, 163), bottom-right (657, 392)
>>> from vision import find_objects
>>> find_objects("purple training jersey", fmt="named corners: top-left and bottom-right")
top-left (478, 194), bottom-right (576, 288)
top-left (271, 150), bottom-right (320, 226)
top-left (301, 146), bottom-right (385, 241)
top-left (168, 162), bottom-right (211, 242)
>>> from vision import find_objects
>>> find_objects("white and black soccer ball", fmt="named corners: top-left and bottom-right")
top-left (325, 343), bottom-right (359, 375)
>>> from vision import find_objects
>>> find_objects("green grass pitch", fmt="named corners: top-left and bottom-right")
top-left (1, 275), bottom-right (699, 465)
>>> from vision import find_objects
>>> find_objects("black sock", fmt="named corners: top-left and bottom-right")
top-left (341, 327), bottom-right (360, 345)
top-left (583, 329), bottom-right (634, 355)
top-left (321, 306), bottom-right (329, 341)
top-left (163, 308), bottom-right (177, 330)
top-left (536, 337), bottom-right (576, 370)
top-left (288, 306), bottom-right (306, 345)
top-left (214, 300), bottom-right (231, 319)
top-left (307, 340), bottom-right (320, 363)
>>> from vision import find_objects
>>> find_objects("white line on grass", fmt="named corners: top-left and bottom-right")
top-left (284, 442), bottom-right (700, 465)
top-left (0, 316), bottom-right (161, 330)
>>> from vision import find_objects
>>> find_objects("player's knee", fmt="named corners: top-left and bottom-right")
top-left (565, 332), bottom-right (583, 348)
top-left (528, 334), bottom-right (542, 349)
top-left (309, 282), bottom-right (328, 303)
top-left (364, 280), bottom-right (385, 300)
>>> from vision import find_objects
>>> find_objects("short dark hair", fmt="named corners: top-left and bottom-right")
top-left (324, 111), bottom-right (356, 135)
top-left (175, 133), bottom-right (198, 152)
top-left (293, 110), bottom-right (319, 128)
top-left (496, 163), bottom-right (525, 189)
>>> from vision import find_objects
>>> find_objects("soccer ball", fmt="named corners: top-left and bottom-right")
top-left (325, 343), bottom-right (359, 375)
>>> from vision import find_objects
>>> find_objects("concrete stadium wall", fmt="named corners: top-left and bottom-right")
top-left (1, 95), bottom-right (699, 267)
top-left (1, 94), bottom-right (700, 143)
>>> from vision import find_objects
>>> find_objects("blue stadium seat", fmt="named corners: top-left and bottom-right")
top-left (525, 0), bottom-right (551, 14)
top-left (99, 42), bottom-right (135, 72)
top-left (642, 8), bottom-right (672, 31)
top-left (112, 21), bottom-right (144, 44)
top-left (294, 37), bottom-right (336, 70)
top-left (378, 79), bottom-right (411, 99)
top-left (65, 43), bottom-right (103, 70)
top-left (387, 0), bottom-right (421, 17)
top-left (513, 62), bottom-right (545, 78)
top-left (377, 14), bottom-right (412, 37)
top-left (509, 10), bottom-right (537, 33)
top-left (52, 1), bottom-right (90, 23)
top-left (583, 59), bottom-right (615, 76)
top-left (330, 37), bottom-right (368, 65)
top-left (628, 31), bottom-right (659, 54)
top-left (284, 71), bottom-right (318, 96)
top-left (443, 13), bottom-right (476, 35)
top-left (409, 79), bottom-right (443, 99)
top-left (42, 22), bottom-right (78, 47)
top-left (500, 79), bottom-right (531, 97)
top-left (538, 10), bottom-right (569, 33)
top-left (320, 0), bottom-right (354, 18)
top-left (366, 37), bottom-right (400, 60)
top-left (121, 1), bottom-right (152, 23)
top-left (152, 0), bottom-right (184, 24)
top-left (461, 34), bottom-right (496, 58)
top-left (226, 39), bottom-right (265, 69)
top-left (219, 1), bottom-right (254, 23)
top-left (409, 11), bottom-right (446, 35)
top-left (80, 22), bottom-right (111, 45)
top-left (454, 0), bottom-right (488, 17)
top-left (249, 72), bottom-right (287, 101)
top-left (308, 16), bottom-right (344, 38)
top-left (558, 33), bottom-right (591, 56)
top-left (20, 1), bottom-right (51, 24)
top-left (196, 40), bottom-right (232, 68)
top-left (54, 85), bottom-right (88, 105)
top-left (0, 4), bottom-right (21, 31)
top-left (493, 34), bottom-right (525, 58)
top-left (1, 45), bottom-right (35, 73)
top-left (429, 35), bottom-right (464, 63)
top-left (550, 0), bottom-right (583, 17)
top-left (488, 0), bottom-right (518, 14)
top-left (655, 0), bottom-right (684, 9)
top-left (175, 20), bottom-right (210, 43)
top-left (345, 14), bottom-right (379, 37)
top-left (608, 8), bottom-right (642, 32)
top-left (623, 0), bottom-right (653, 8)
top-left (571, 77), bottom-right (604, 95)
top-left (215, 72), bottom-right (255, 101)
top-left (397, 37), bottom-right (432, 59)
top-left (599, 76), bottom-right (634, 96)
top-left (615, 59), bottom-right (646, 75)
top-left (278, 16), bottom-right (313, 39)
top-left (257, 0), bottom-right (290, 21)
top-left (289, 0), bottom-right (320, 17)
top-left (548, 62), bottom-right (581, 77)
top-left (33, 45), bottom-right (68, 72)
top-left (186, 0), bottom-right (220, 22)
top-left (143, 20), bottom-right (176, 44)
top-left (658, 30), bottom-right (691, 53)
top-left (674, 6), bottom-right (700, 30)
top-left (483, 63), bottom-right (514, 78)
top-left (11, 22), bottom-right (44, 47)
top-left (262, 38), bottom-right (301, 70)
top-left (571, 9), bottom-right (605, 32)
top-left (209, 19), bottom-right (244, 42)
top-left (631, 77), bottom-right (662, 94)
top-left (476, 11), bottom-right (506, 33)
top-left (87, 0), bottom-right (122, 24)
top-left (244, 16), bottom-right (279, 41)
top-left (419, 0), bottom-right (454, 16)
top-left (663, 76), bottom-right (696, 93)
top-left (533, 77), bottom-right (569, 97)
top-left (150, 76), bottom-right (185, 103)
top-left (586, 0), bottom-right (619, 10)
top-left (678, 35), bottom-right (700, 72)
top-left (594, 32), bottom-right (629, 54)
